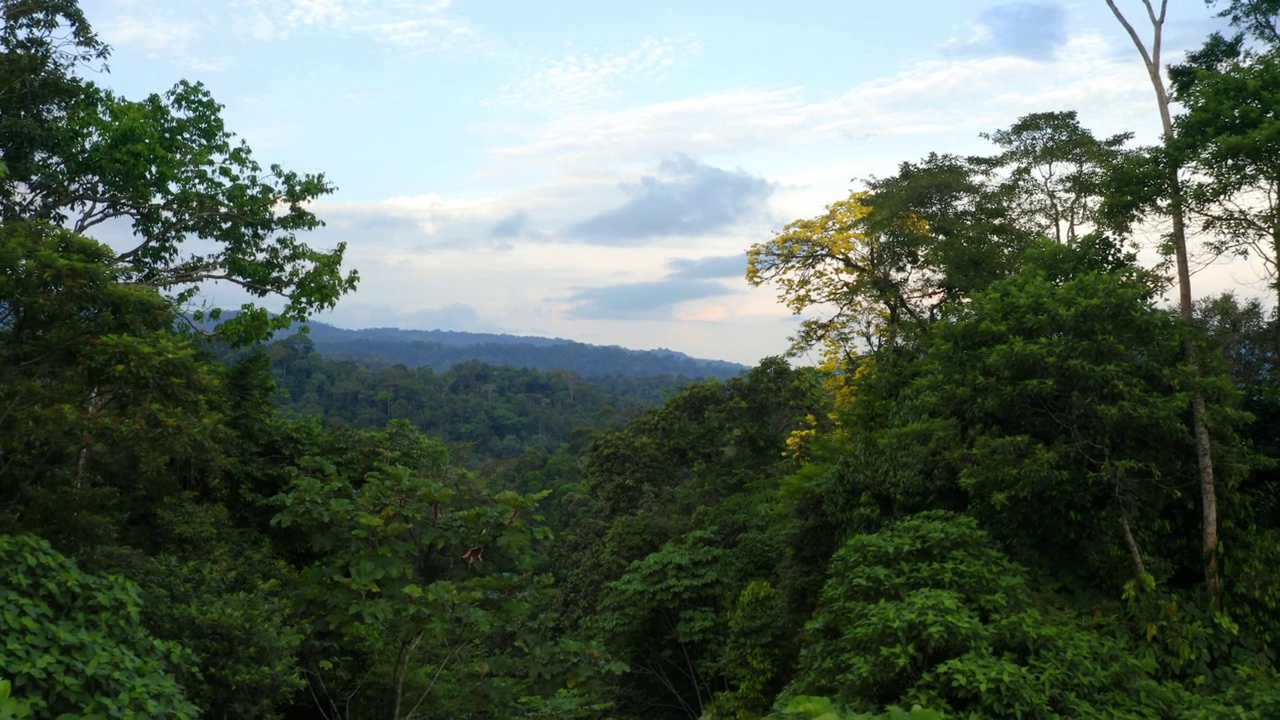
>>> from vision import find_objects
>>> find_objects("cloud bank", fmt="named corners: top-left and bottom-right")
top-left (567, 155), bottom-right (772, 244)
top-left (562, 279), bottom-right (735, 320)
top-left (947, 2), bottom-right (1069, 61)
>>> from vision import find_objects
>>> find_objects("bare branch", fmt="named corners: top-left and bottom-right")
top-left (1105, 0), bottom-right (1157, 70)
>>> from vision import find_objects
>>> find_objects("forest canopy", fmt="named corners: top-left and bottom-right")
top-left (4, 1), bottom-right (1280, 719)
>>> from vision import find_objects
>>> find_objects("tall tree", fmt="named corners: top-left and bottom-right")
top-left (747, 154), bottom-right (1028, 362)
top-left (1103, 0), bottom-right (1222, 608)
top-left (979, 111), bottom-right (1130, 243)
top-left (1170, 3), bottom-right (1280, 310)
top-left (0, 1), bottom-right (357, 343)
top-left (0, 0), bottom-right (108, 194)
top-left (1213, 0), bottom-right (1280, 44)
top-left (0, 222), bottom-right (227, 547)
top-left (875, 237), bottom-right (1233, 587)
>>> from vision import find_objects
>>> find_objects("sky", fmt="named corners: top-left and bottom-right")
top-left (79, 0), bottom-right (1246, 365)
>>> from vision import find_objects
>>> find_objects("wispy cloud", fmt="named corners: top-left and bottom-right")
top-left (372, 16), bottom-right (474, 48)
top-left (99, 15), bottom-right (200, 53)
top-left (96, 7), bottom-right (235, 71)
top-left (483, 31), bottom-right (1160, 179)
top-left (229, 0), bottom-right (475, 49)
top-left (491, 36), bottom-right (693, 113)
top-left (316, 193), bottom-right (513, 250)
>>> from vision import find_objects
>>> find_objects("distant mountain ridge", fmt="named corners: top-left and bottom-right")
top-left (288, 320), bottom-right (749, 380)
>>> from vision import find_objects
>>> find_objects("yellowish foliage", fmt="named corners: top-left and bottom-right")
top-left (783, 421), bottom-right (817, 461)
top-left (752, 190), bottom-right (929, 456)
top-left (816, 335), bottom-right (864, 418)
top-left (747, 191), bottom-right (931, 358)
top-left (782, 339), bottom-right (873, 460)
top-left (746, 191), bottom-right (877, 314)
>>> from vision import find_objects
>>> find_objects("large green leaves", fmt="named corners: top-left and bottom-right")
top-left (788, 513), bottom-right (1243, 719)
top-left (0, 534), bottom-right (197, 719)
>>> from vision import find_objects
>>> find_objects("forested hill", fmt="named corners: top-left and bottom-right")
top-left (295, 321), bottom-right (572, 347)
top-left (264, 335), bottom-right (690, 461)
top-left (288, 320), bottom-right (749, 379)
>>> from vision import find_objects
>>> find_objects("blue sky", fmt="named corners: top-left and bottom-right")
top-left (82, 0), bottom-right (1236, 364)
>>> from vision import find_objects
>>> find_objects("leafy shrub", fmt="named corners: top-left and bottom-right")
top-left (0, 535), bottom-right (198, 719)
top-left (786, 513), bottom-right (1251, 718)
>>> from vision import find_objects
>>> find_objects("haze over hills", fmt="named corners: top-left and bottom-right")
top-left (286, 320), bottom-right (750, 380)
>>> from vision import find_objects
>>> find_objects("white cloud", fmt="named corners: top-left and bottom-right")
top-left (482, 87), bottom-right (809, 172)
top-left (232, 0), bottom-right (351, 38)
top-left (481, 32), bottom-right (1160, 183)
top-left (229, 0), bottom-right (474, 49)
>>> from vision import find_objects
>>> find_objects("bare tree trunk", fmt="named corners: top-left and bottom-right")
top-left (1104, 0), bottom-right (1220, 610)
top-left (1120, 513), bottom-right (1148, 579)
top-left (1272, 217), bottom-right (1280, 312)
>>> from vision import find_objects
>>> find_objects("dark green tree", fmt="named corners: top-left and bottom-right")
top-left (0, 1), bottom-right (356, 343)
top-left (0, 222), bottom-right (226, 548)
top-left (274, 423), bottom-right (615, 719)
top-left (842, 237), bottom-right (1249, 589)
top-left (787, 512), bottom-right (1242, 718)
top-left (979, 111), bottom-right (1130, 243)
top-left (589, 530), bottom-right (729, 719)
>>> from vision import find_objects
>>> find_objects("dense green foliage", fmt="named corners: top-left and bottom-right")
top-left (263, 334), bottom-right (667, 459)
top-left (7, 1), bottom-right (1280, 718)
top-left (789, 512), bottom-right (1232, 718)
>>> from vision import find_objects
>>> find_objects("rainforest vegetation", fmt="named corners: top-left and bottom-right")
top-left (4, 0), bottom-right (1280, 718)
top-left (273, 321), bottom-right (748, 381)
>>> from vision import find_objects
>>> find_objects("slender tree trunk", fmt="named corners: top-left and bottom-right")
top-left (1104, 0), bottom-right (1220, 610)
top-left (1272, 215), bottom-right (1280, 312)
top-left (1120, 513), bottom-right (1148, 580)
top-left (76, 387), bottom-right (107, 490)
top-left (1273, 216), bottom-right (1280, 360)
top-left (392, 632), bottom-right (423, 720)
